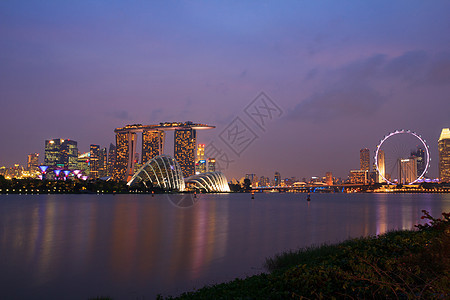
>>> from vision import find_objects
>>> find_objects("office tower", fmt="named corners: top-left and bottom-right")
top-left (77, 152), bottom-right (90, 175)
top-left (44, 139), bottom-right (78, 168)
top-left (349, 170), bottom-right (368, 184)
top-left (99, 147), bottom-right (107, 178)
top-left (107, 143), bottom-right (116, 176)
top-left (207, 158), bottom-right (216, 172)
top-left (197, 144), bottom-right (205, 161)
top-left (174, 129), bottom-right (196, 177)
top-left (411, 147), bottom-right (426, 176)
top-left (90, 145), bottom-right (100, 179)
top-left (399, 157), bottom-right (417, 184)
top-left (360, 148), bottom-right (370, 171)
top-left (274, 171), bottom-right (281, 186)
top-left (196, 160), bottom-right (206, 174)
top-left (113, 131), bottom-right (137, 181)
top-left (325, 172), bottom-right (333, 185)
top-left (377, 150), bottom-right (385, 183)
top-left (438, 128), bottom-right (450, 182)
top-left (142, 130), bottom-right (165, 164)
top-left (27, 153), bottom-right (39, 171)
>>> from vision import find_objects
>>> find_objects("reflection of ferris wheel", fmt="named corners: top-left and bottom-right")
top-left (375, 130), bottom-right (430, 185)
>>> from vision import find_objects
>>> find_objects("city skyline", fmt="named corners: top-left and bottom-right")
top-left (1, 1), bottom-right (450, 180)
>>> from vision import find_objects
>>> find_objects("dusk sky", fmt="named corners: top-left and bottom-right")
top-left (1, 1), bottom-right (449, 180)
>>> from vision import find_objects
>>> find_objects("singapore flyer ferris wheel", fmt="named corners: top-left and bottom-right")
top-left (375, 130), bottom-right (430, 185)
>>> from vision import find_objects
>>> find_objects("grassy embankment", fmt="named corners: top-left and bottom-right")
top-left (161, 210), bottom-right (449, 299)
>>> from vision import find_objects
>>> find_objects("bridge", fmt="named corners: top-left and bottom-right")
top-left (252, 184), bottom-right (367, 193)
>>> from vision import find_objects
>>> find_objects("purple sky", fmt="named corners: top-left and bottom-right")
top-left (1, 1), bottom-right (449, 180)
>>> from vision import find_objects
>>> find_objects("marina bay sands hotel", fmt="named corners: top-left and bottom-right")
top-left (112, 122), bottom-right (214, 182)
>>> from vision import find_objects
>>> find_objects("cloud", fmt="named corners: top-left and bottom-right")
top-left (111, 110), bottom-right (131, 120)
top-left (290, 85), bottom-right (384, 122)
top-left (290, 50), bottom-right (450, 122)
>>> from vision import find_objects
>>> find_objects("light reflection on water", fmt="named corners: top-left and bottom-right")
top-left (0, 193), bottom-right (449, 299)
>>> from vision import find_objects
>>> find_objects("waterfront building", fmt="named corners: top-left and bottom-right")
top-left (113, 122), bottom-right (214, 181)
top-left (360, 148), bottom-right (370, 171)
top-left (325, 172), bottom-right (333, 185)
top-left (107, 143), bottom-right (116, 176)
top-left (112, 129), bottom-right (137, 182)
top-left (377, 150), bottom-right (385, 183)
top-left (127, 155), bottom-right (185, 191)
top-left (174, 128), bottom-right (196, 177)
top-left (27, 153), bottom-right (39, 171)
top-left (259, 176), bottom-right (269, 187)
top-left (77, 152), bottom-right (90, 176)
top-left (411, 147), bottom-right (426, 176)
top-left (44, 139), bottom-right (78, 168)
top-left (196, 160), bottom-right (206, 174)
top-left (142, 130), bottom-right (165, 164)
top-left (197, 143), bottom-right (205, 161)
top-left (185, 172), bottom-right (230, 192)
top-left (274, 171), bottom-right (281, 186)
top-left (90, 145), bottom-right (100, 179)
top-left (207, 158), bottom-right (216, 172)
top-left (399, 157), bottom-right (417, 184)
top-left (349, 170), bottom-right (368, 184)
top-left (438, 128), bottom-right (450, 182)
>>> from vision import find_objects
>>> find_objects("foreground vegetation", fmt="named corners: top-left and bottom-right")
top-left (161, 210), bottom-right (449, 299)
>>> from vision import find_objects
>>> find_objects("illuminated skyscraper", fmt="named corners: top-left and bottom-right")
top-left (411, 147), bottom-right (426, 176)
top-left (44, 139), bottom-right (78, 168)
top-left (27, 153), bottom-right (39, 171)
top-left (399, 157), bottom-right (417, 184)
top-left (438, 128), bottom-right (450, 182)
top-left (107, 143), bottom-right (116, 176)
top-left (197, 144), bottom-right (205, 161)
top-left (325, 172), bottom-right (333, 185)
top-left (360, 148), bottom-right (370, 171)
top-left (174, 129), bottom-right (196, 177)
top-left (207, 158), bottom-right (216, 172)
top-left (274, 171), bottom-right (281, 186)
top-left (377, 150), bottom-right (385, 183)
top-left (90, 145), bottom-right (100, 179)
top-left (112, 131), bottom-right (137, 181)
top-left (142, 130), bottom-right (165, 163)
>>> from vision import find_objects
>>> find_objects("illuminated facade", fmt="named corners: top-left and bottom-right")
top-left (360, 148), bottom-right (370, 171)
top-left (185, 172), bottom-right (230, 192)
top-left (399, 158), bottom-right (417, 184)
top-left (77, 152), bottom-right (90, 175)
top-left (107, 143), bottom-right (116, 176)
top-left (112, 130), bottom-right (137, 181)
top-left (274, 171), bottom-right (281, 186)
top-left (142, 130), bottom-right (165, 163)
top-left (27, 153), bottom-right (39, 171)
top-left (174, 129), bottom-right (196, 177)
top-left (377, 150), bottom-right (385, 183)
top-left (44, 139), bottom-right (78, 168)
top-left (325, 172), bottom-right (333, 185)
top-left (127, 155), bottom-right (185, 191)
top-left (207, 158), bottom-right (216, 172)
top-left (90, 145), bottom-right (100, 179)
top-left (438, 128), bottom-right (450, 182)
top-left (113, 122), bottom-right (214, 181)
top-left (349, 170), bottom-right (368, 184)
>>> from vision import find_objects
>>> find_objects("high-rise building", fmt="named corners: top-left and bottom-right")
top-left (349, 170), bottom-right (368, 184)
top-left (27, 153), bottom-right (39, 171)
top-left (360, 148), bottom-right (370, 171)
top-left (325, 172), bottom-right (333, 185)
top-left (112, 131), bottom-right (137, 181)
top-left (77, 152), bottom-right (90, 176)
top-left (411, 147), bottom-right (426, 177)
top-left (399, 157), bottom-right (417, 184)
top-left (107, 143), bottom-right (116, 176)
top-left (90, 145), bottom-right (100, 179)
top-left (376, 150), bottom-right (386, 183)
top-left (142, 130), bottom-right (165, 164)
top-left (44, 139), bottom-right (78, 168)
top-left (274, 171), bottom-right (281, 186)
top-left (174, 129), bottom-right (196, 177)
top-left (197, 143), bottom-right (205, 161)
top-left (207, 158), bottom-right (216, 172)
top-left (196, 160), bottom-right (206, 174)
top-left (438, 128), bottom-right (450, 182)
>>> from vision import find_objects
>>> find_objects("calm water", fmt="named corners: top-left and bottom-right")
top-left (1, 193), bottom-right (449, 299)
